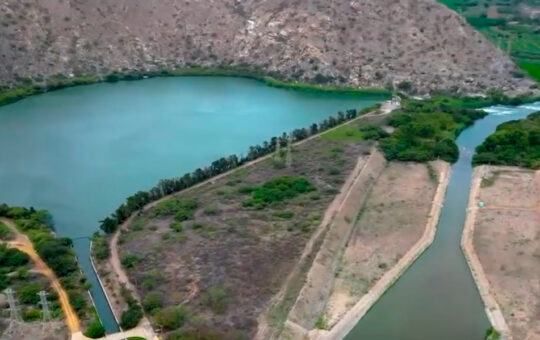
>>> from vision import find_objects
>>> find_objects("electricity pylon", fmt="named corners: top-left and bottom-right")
top-left (286, 135), bottom-right (292, 168)
top-left (5, 288), bottom-right (21, 321)
top-left (38, 291), bottom-right (51, 321)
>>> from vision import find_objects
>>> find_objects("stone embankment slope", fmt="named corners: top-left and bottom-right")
top-left (0, 0), bottom-right (535, 94)
top-left (282, 149), bottom-right (387, 337)
top-left (280, 161), bottom-right (450, 340)
top-left (462, 166), bottom-right (540, 340)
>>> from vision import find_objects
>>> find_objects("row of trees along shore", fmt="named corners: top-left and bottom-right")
top-left (98, 104), bottom-right (380, 234)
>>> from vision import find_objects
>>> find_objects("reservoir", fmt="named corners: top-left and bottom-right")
top-left (0, 76), bottom-right (385, 332)
top-left (345, 101), bottom-right (540, 340)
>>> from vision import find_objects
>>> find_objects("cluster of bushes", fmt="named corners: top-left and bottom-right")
top-left (0, 244), bottom-right (30, 290)
top-left (120, 285), bottom-right (144, 330)
top-left (379, 97), bottom-right (492, 162)
top-left (0, 204), bottom-right (91, 319)
top-left (241, 176), bottom-right (315, 209)
top-left (151, 198), bottom-right (198, 222)
top-left (473, 112), bottom-right (540, 168)
top-left (0, 221), bottom-right (14, 240)
top-left (98, 105), bottom-right (381, 235)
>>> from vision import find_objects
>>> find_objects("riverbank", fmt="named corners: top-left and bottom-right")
top-left (462, 166), bottom-right (540, 340)
top-left (280, 160), bottom-right (450, 340)
top-left (0, 67), bottom-right (390, 108)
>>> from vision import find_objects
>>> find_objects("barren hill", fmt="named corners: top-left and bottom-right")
top-left (0, 0), bottom-right (536, 94)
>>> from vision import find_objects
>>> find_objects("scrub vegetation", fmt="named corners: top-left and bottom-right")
top-left (95, 110), bottom-right (390, 339)
top-left (378, 94), bottom-right (540, 163)
top-left (0, 205), bottom-right (100, 334)
top-left (473, 112), bottom-right (540, 168)
top-left (438, 0), bottom-right (540, 82)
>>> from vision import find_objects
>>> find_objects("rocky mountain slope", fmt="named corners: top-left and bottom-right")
top-left (0, 0), bottom-right (536, 94)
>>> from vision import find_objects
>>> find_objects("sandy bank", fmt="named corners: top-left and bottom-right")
top-left (462, 166), bottom-right (540, 340)
top-left (308, 161), bottom-right (450, 340)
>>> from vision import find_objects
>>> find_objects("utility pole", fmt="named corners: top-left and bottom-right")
top-left (38, 291), bottom-right (51, 321)
top-left (275, 137), bottom-right (281, 160)
top-left (285, 134), bottom-right (292, 168)
top-left (507, 38), bottom-right (512, 56)
top-left (5, 288), bottom-right (21, 321)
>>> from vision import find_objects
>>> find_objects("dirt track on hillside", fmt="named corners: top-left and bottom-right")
top-left (0, 218), bottom-right (80, 333)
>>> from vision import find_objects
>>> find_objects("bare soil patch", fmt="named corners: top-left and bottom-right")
top-left (323, 161), bottom-right (444, 326)
top-left (114, 117), bottom-right (387, 339)
top-left (473, 168), bottom-right (540, 340)
top-left (0, 320), bottom-right (68, 340)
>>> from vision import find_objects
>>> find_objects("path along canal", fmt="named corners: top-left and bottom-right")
top-left (0, 76), bottom-right (385, 332)
top-left (345, 101), bottom-right (540, 340)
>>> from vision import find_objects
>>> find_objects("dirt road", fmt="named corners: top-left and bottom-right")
top-left (0, 218), bottom-right (81, 333)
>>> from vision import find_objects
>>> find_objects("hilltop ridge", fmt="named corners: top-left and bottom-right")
top-left (0, 0), bottom-right (536, 94)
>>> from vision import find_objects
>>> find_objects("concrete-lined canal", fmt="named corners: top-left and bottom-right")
top-left (345, 102), bottom-right (540, 340)
top-left (0, 76), bottom-right (385, 332)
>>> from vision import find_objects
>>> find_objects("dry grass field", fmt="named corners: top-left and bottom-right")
top-left (323, 161), bottom-right (445, 326)
top-left (473, 167), bottom-right (540, 340)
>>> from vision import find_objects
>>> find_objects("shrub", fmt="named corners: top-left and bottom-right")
top-left (201, 285), bottom-right (228, 314)
top-left (91, 233), bottom-right (109, 260)
top-left (23, 309), bottom-right (41, 322)
top-left (170, 222), bottom-right (183, 232)
top-left (0, 222), bottom-right (13, 240)
top-left (152, 198), bottom-right (198, 219)
top-left (0, 244), bottom-right (29, 269)
top-left (68, 290), bottom-right (87, 313)
top-left (315, 316), bottom-right (328, 329)
top-left (242, 176), bottom-right (315, 209)
top-left (203, 204), bottom-right (220, 215)
top-left (120, 303), bottom-right (143, 330)
top-left (154, 305), bottom-right (190, 331)
top-left (143, 291), bottom-right (164, 313)
top-left (18, 283), bottom-right (43, 304)
top-left (84, 319), bottom-right (106, 338)
top-left (121, 253), bottom-right (141, 269)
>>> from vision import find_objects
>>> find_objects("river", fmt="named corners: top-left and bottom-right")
top-left (0, 76), bottom-right (385, 332)
top-left (345, 101), bottom-right (540, 340)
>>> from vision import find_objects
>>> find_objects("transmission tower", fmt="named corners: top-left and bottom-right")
top-left (5, 288), bottom-right (21, 321)
top-left (285, 135), bottom-right (292, 168)
top-left (37, 291), bottom-right (51, 321)
top-left (275, 137), bottom-right (281, 158)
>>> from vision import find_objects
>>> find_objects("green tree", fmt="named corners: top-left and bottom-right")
top-left (143, 291), bottom-right (164, 313)
top-left (154, 305), bottom-right (190, 331)
top-left (84, 319), bottom-right (106, 338)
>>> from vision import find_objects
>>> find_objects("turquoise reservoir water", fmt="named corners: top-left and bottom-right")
top-left (0, 77), bottom-right (385, 332)
top-left (345, 102), bottom-right (540, 340)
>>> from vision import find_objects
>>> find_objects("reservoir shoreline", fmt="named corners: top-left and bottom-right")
top-left (0, 67), bottom-right (390, 108)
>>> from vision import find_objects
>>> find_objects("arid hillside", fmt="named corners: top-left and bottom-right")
top-left (0, 0), bottom-right (536, 94)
